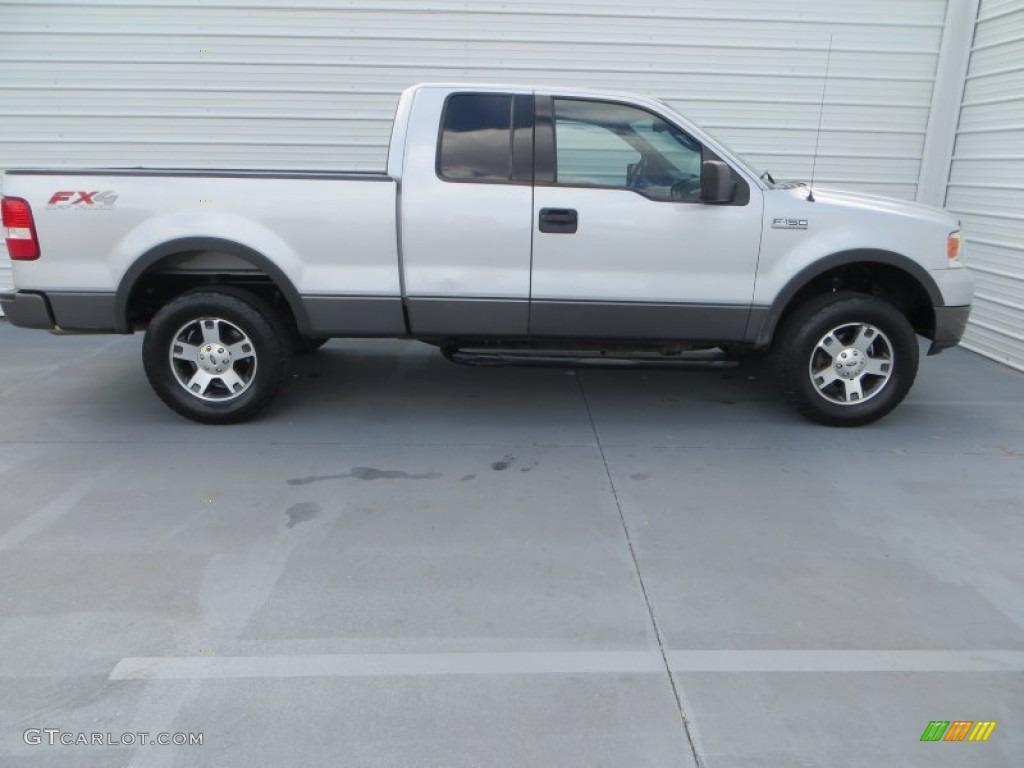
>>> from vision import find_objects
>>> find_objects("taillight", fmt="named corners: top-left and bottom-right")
top-left (2, 196), bottom-right (40, 260)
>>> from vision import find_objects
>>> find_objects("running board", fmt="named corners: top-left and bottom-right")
top-left (442, 346), bottom-right (741, 369)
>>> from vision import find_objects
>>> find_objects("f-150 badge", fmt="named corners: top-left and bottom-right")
top-left (772, 217), bottom-right (808, 229)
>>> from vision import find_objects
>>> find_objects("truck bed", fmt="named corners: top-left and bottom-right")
top-left (2, 167), bottom-right (403, 334)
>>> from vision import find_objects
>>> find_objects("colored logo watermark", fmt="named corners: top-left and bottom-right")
top-left (920, 721), bottom-right (997, 742)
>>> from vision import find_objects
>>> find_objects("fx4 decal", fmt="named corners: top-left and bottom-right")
top-left (47, 191), bottom-right (119, 209)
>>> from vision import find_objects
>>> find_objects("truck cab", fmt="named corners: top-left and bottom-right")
top-left (393, 85), bottom-right (761, 343)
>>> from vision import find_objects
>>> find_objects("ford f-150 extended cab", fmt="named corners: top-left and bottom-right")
top-left (1, 84), bottom-right (973, 426)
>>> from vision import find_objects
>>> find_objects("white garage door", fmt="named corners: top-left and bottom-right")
top-left (946, 0), bottom-right (1024, 371)
top-left (0, 0), bottom-right (945, 197)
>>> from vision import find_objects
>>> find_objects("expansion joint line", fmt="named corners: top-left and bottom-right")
top-left (575, 375), bottom-right (704, 768)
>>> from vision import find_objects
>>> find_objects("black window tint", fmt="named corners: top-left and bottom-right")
top-left (511, 94), bottom-right (535, 182)
top-left (439, 94), bottom-right (514, 181)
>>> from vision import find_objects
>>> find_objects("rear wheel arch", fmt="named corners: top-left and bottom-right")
top-left (753, 249), bottom-right (941, 348)
top-left (115, 237), bottom-right (310, 334)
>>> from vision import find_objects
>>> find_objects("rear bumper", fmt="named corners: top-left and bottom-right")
top-left (928, 304), bottom-right (971, 356)
top-left (0, 290), bottom-right (120, 332)
top-left (0, 291), bottom-right (56, 329)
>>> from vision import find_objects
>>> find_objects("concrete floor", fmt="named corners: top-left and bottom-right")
top-left (0, 321), bottom-right (1021, 767)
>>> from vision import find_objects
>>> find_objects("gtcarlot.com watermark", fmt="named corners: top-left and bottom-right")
top-left (24, 729), bottom-right (203, 747)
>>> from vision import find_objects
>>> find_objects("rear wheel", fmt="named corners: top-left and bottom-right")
top-left (143, 288), bottom-right (292, 424)
top-left (773, 292), bottom-right (919, 426)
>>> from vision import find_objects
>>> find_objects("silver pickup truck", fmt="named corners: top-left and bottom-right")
top-left (1, 83), bottom-right (973, 426)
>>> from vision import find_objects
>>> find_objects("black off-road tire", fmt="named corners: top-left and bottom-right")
top-left (773, 291), bottom-right (919, 427)
top-left (142, 288), bottom-right (292, 424)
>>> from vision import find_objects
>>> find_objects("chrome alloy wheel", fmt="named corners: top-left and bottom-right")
top-left (807, 322), bottom-right (894, 405)
top-left (168, 317), bottom-right (257, 402)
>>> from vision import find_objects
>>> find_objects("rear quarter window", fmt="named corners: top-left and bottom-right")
top-left (438, 94), bottom-right (514, 182)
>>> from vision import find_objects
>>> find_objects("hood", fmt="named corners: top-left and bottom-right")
top-left (774, 185), bottom-right (960, 229)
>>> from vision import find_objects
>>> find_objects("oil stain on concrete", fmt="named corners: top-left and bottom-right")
top-left (285, 502), bottom-right (321, 528)
top-left (287, 467), bottom-right (442, 486)
top-left (491, 455), bottom-right (515, 471)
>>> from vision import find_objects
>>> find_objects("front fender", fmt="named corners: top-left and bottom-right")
top-left (748, 249), bottom-right (943, 346)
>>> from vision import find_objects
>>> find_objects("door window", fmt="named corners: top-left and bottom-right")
top-left (553, 99), bottom-right (703, 201)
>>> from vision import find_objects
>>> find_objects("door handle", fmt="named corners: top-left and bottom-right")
top-left (539, 208), bottom-right (578, 234)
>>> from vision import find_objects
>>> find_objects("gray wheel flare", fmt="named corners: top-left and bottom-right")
top-left (168, 317), bottom-right (258, 402)
top-left (807, 321), bottom-right (895, 406)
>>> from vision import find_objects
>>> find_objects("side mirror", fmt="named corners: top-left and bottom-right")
top-left (701, 160), bottom-right (736, 204)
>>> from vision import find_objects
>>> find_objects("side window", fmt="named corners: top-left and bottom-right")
top-left (439, 94), bottom-right (513, 182)
top-left (555, 121), bottom-right (640, 187)
top-left (552, 98), bottom-right (704, 201)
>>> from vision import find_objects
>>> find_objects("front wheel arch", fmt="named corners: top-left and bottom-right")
top-left (752, 250), bottom-right (941, 348)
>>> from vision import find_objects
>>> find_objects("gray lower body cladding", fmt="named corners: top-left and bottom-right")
top-left (1, 291), bottom-right (973, 354)
top-left (1, 292), bottom-right (54, 329)
top-left (928, 305), bottom-right (971, 355)
top-left (0, 291), bottom-right (119, 332)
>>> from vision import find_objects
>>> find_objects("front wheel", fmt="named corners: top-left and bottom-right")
top-left (143, 288), bottom-right (292, 424)
top-left (773, 292), bottom-right (919, 426)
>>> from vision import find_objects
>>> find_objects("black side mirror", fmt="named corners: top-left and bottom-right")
top-left (701, 160), bottom-right (736, 204)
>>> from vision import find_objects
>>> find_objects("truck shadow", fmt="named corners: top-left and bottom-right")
top-left (7, 329), bottom-right (1012, 454)
top-left (279, 339), bottom-right (791, 434)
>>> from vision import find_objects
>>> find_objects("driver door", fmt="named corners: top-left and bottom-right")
top-left (529, 96), bottom-right (763, 340)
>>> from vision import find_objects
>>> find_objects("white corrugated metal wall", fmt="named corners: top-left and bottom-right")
top-left (946, 0), bottom-right (1024, 371)
top-left (0, 0), bottom-right (949, 305)
top-left (0, 0), bottom-right (947, 187)
top-left (0, 0), bottom-right (1018, 372)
